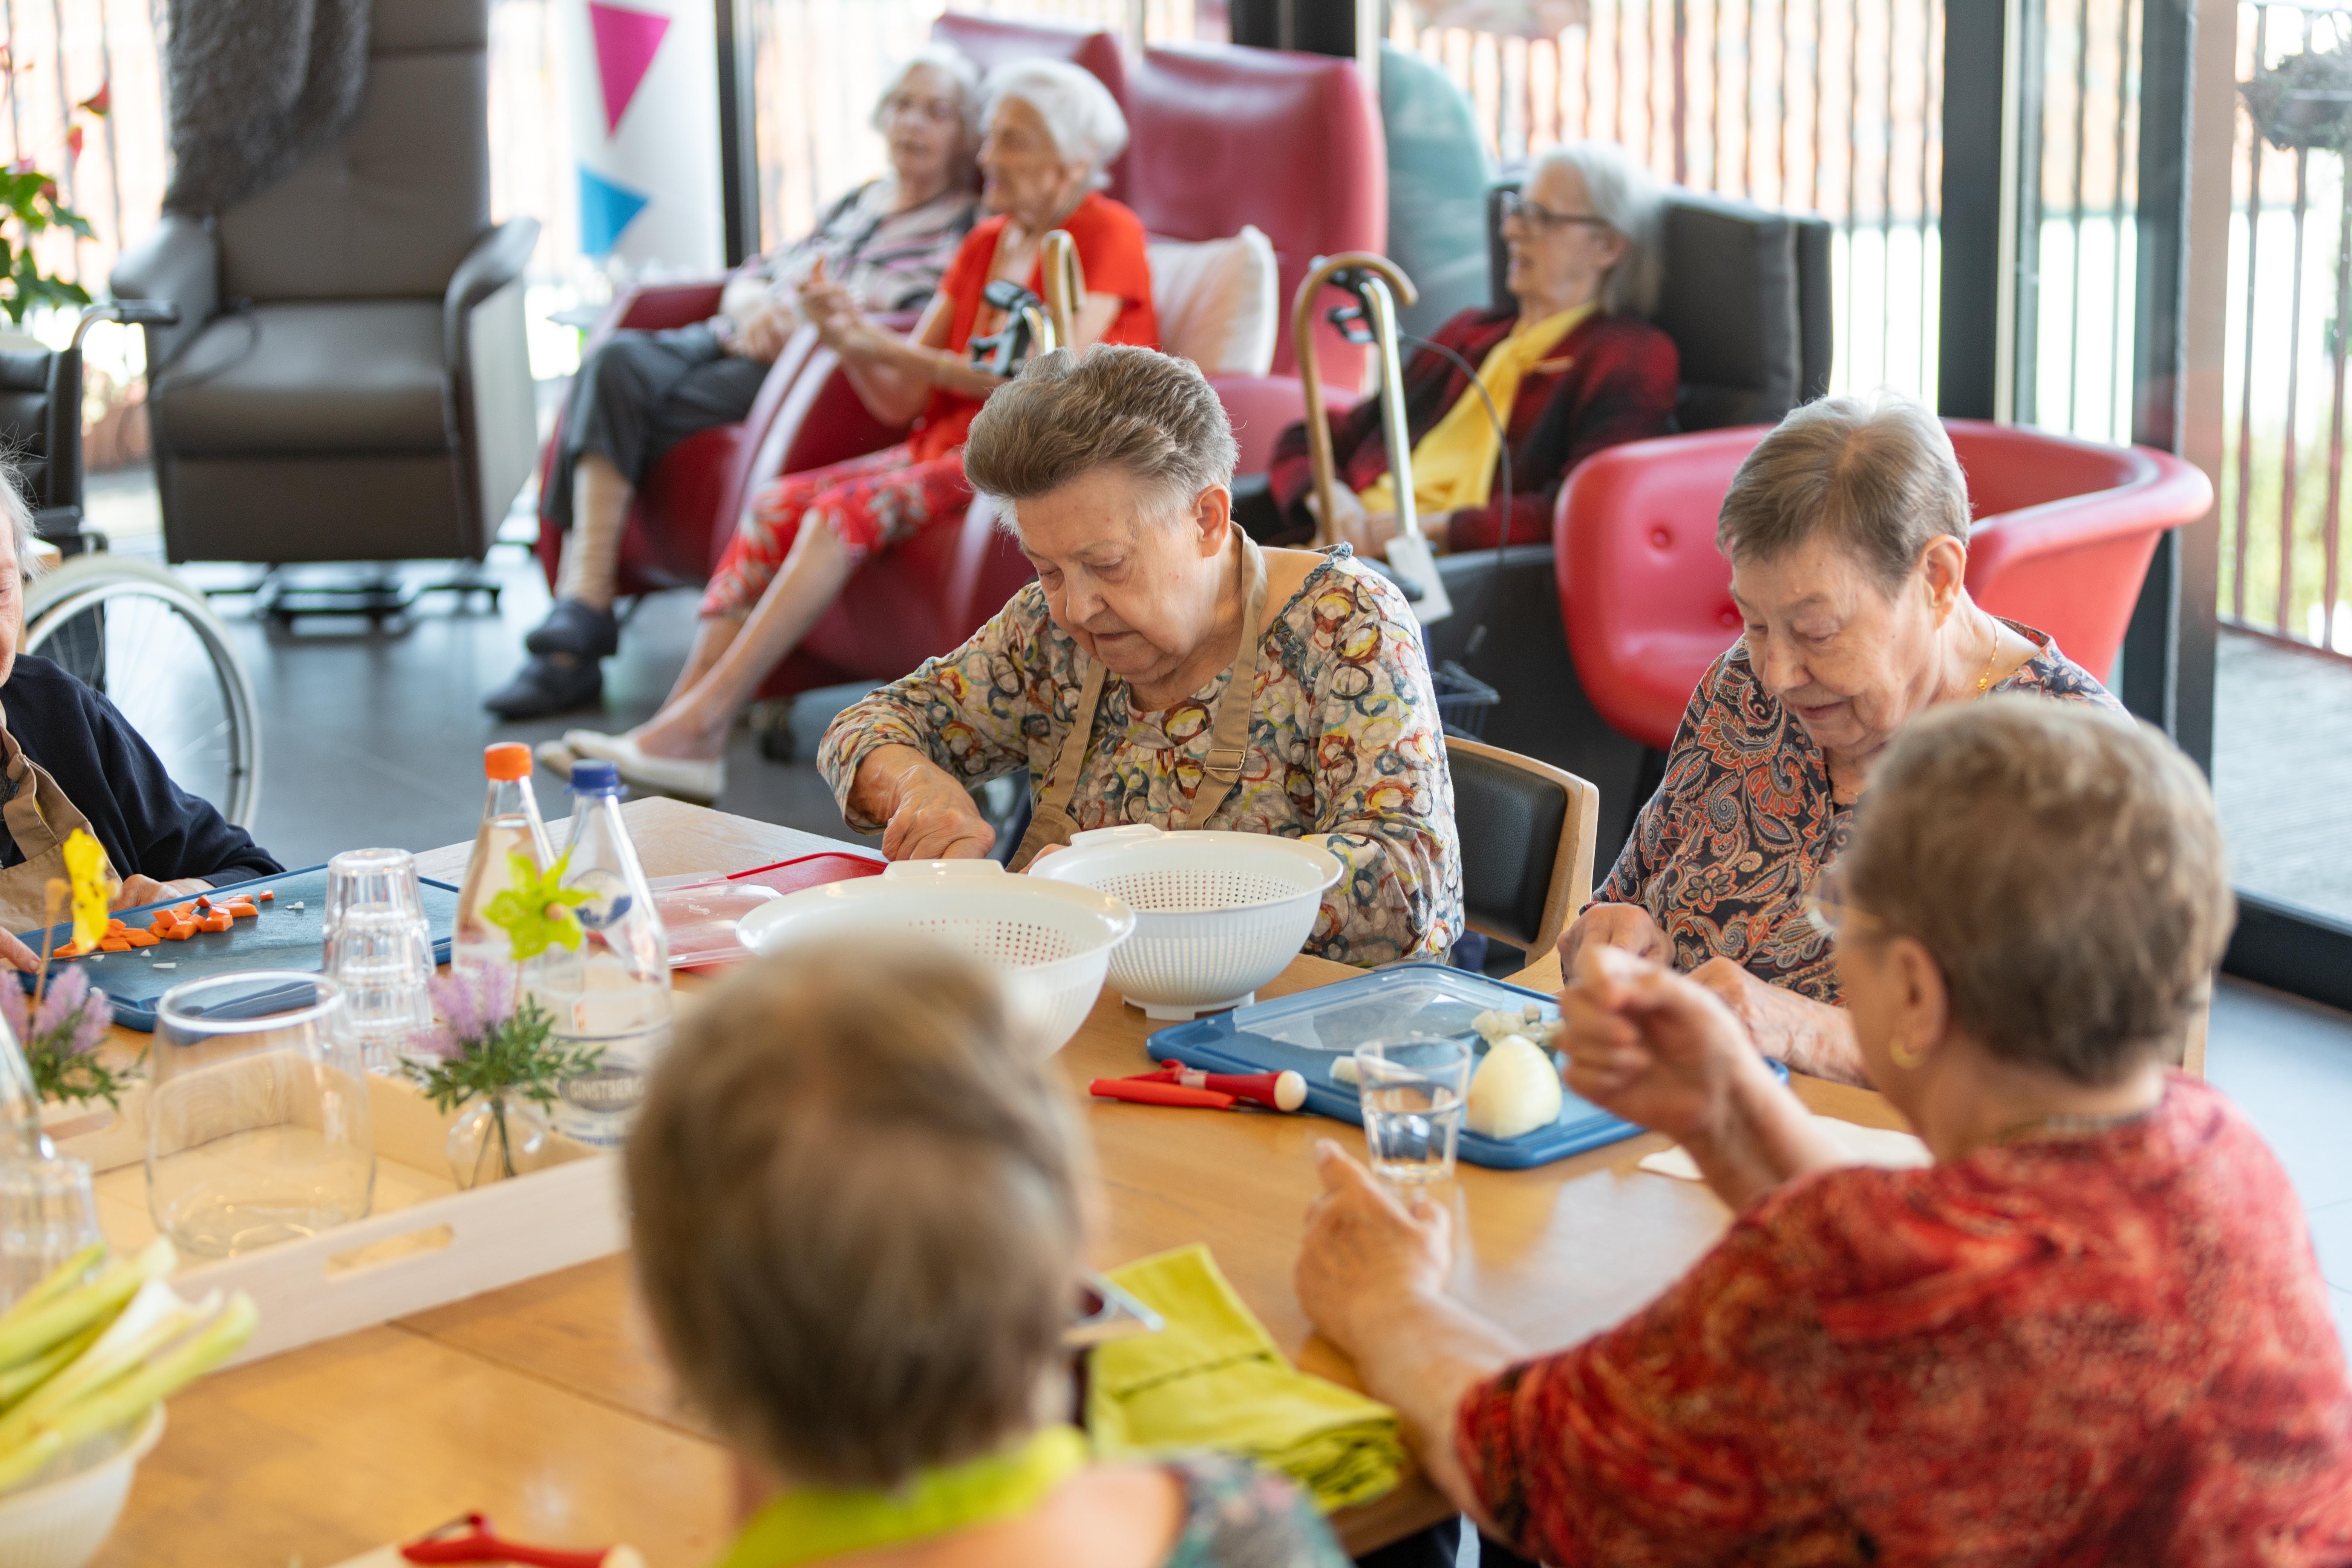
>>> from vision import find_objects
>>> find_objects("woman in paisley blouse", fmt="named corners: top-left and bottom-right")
top-left (1297, 701), bottom-right (2352, 1563)
top-left (1557, 389), bottom-right (2119, 1083)
top-left (818, 346), bottom-right (1463, 966)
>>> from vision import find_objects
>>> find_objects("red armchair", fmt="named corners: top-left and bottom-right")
top-left (1556, 420), bottom-right (2216, 752)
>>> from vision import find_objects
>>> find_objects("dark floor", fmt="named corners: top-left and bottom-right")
top-left (80, 470), bottom-right (2352, 1355)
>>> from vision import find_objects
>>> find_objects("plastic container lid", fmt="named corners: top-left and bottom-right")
top-left (484, 742), bottom-right (533, 781)
top-left (569, 759), bottom-right (621, 793)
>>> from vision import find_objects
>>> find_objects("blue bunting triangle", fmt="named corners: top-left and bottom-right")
top-left (577, 165), bottom-right (652, 257)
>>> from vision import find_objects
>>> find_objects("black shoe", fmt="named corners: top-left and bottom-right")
top-left (483, 654), bottom-right (603, 719)
top-left (524, 598), bottom-right (622, 658)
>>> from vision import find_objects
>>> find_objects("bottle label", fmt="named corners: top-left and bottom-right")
top-left (556, 1066), bottom-right (648, 1119)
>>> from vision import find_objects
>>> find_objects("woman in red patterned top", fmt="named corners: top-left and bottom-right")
top-left (550, 59), bottom-right (1157, 800)
top-left (1297, 700), bottom-right (2352, 1566)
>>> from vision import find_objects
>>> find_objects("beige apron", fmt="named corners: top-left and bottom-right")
top-left (1011, 531), bottom-right (1271, 870)
top-left (0, 698), bottom-right (120, 930)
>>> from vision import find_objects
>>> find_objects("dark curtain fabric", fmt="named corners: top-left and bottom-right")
top-left (161, 0), bottom-right (372, 214)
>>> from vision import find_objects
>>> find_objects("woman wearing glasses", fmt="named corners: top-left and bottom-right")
top-left (1236, 140), bottom-right (1678, 556)
top-left (1556, 391), bottom-right (2120, 1084)
top-left (1298, 700), bottom-right (2352, 1560)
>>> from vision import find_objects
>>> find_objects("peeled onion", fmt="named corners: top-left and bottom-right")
top-left (1465, 1034), bottom-right (1564, 1140)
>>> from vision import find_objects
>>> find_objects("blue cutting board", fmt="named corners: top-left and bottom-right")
top-left (15, 864), bottom-right (461, 1032)
top-left (1147, 965), bottom-right (1782, 1170)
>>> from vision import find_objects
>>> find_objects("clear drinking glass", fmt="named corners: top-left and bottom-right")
top-left (322, 848), bottom-right (435, 1072)
top-left (147, 972), bottom-right (375, 1259)
top-left (0, 1156), bottom-right (100, 1308)
top-left (1354, 1035), bottom-right (1472, 1184)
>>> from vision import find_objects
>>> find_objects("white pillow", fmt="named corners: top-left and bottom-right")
top-left (1147, 226), bottom-right (1279, 378)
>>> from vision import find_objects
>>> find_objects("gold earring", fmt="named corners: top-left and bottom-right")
top-left (1887, 1033), bottom-right (1928, 1071)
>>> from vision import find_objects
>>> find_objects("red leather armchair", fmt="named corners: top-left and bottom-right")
top-left (1556, 420), bottom-right (2216, 752)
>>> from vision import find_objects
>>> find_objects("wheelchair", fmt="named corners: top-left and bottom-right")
top-left (4, 303), bottom-right (262, 828)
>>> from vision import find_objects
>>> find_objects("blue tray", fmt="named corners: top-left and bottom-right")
top-left (15, 865), bottom-right (461, 1032)
top-left (1147, 965), bottom-right (1781, 1171)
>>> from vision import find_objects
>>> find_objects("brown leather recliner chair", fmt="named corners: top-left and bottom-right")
top-left (109, 0), bottom-right (536, 593)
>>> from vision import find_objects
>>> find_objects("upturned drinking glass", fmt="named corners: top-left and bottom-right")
top-left (147, 972), bottom-right (375, 1258)
top-left (321, 848), bottom-right (436, 1072)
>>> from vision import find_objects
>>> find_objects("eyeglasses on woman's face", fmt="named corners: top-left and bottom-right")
top-left (1802, 863), bottom-right (1885, 941)
top-left (1499, 190), bottom-right (1617, 236)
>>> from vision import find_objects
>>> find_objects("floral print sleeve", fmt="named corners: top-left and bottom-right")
top-left (1588, 622), bottom-right (2123, 1001)
top-left (1157, 1455), bottom-right (1352, 1568)
top-left (816, 551), bottom-right (1464, 964)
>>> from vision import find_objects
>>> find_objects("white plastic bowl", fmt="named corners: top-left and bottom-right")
top-left (0, 1407), bottom-right (165, 1568)
top-left (737, 861), bottom-right (1136, 1055)
top-left (1031, 825), bottom-right (1343, 1020)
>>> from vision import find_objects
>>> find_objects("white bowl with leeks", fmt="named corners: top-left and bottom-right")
top-left (0, 1239), bottom-right (257, 1567)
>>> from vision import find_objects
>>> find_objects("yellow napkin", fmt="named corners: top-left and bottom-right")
top-left (1357, 302), bottom-right (1592, 516)
top-left (1086, 1244), bottom-right (1404, 1513)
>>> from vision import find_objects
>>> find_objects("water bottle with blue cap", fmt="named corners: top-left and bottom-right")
top-left (541, 759), bottom-right (672, 1146)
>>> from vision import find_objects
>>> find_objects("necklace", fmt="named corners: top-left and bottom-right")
top-left (1971, 623), bottom-right (2004, 697)
top-left (717, 1426), bottom-right (1090, 1568)
top-left (1992, 1102), bottom-right (2159, 1146)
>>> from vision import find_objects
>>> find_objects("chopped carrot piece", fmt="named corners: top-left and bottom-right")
top-left (171, 903), bottom-right (196, 920)
top-left (104, 919), bottom-right (126, 933)
top-left (162, 924), bottom-right (193, 941)
top-left (224, 902), bottom-right (258, 919)
top-left (126, 931), bottom-right (158, 948)
top-left (200, 914), bottom-right (232, 933)
top-left (257, 890), bottom-right (274, 902)
top-left (97, 937), bottom-right (130, 952)
top-left (53, 941), bottom-right (85, 958)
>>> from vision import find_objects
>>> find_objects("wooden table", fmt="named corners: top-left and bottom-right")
top-left (93, 801), bottom-right (1905, 1566)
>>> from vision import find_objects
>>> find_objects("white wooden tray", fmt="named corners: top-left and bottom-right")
top-left (47, 1073), bottom-right (627, 1368)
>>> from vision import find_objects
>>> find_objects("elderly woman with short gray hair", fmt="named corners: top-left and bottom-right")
top-left (818, 346), bottom-right (1463, 966)
top-left (1301, 700), bottom-right (2352, 1558)
top-left (547, 58), bottom-right (1157, 798)
top-left (1243, 139), bottom-right (1679, 555)
top-left (1557, 389), bottom-right (2120, 1083)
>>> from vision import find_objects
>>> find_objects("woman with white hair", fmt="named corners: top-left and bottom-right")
top-left (492, 46), bottom-right (986, 720)
top-left (546, 58), bottom-right (1157, 799)
top-left (1240, 139), bottom-right (1679, 556)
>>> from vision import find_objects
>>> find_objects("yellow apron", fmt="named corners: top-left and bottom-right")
top-left (1011, 531), bottom-right (1271, 870)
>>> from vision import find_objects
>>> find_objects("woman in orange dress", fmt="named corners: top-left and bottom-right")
top-left (552, 58), bottom-right (1157, 799)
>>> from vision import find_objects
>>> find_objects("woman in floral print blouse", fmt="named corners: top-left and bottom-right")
top-left (1559, 389), bottom-right (2121, 1083)
top-left (818, 346), bottom-right (1462, 966)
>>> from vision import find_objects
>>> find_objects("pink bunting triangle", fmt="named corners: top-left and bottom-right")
top-left (588, 1), bottom-right (670, 136)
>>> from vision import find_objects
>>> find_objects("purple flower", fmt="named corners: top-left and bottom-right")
top-left (418, 966), bottom-right (517, 1060)
top-left (68, 988), bottom-right (110, 1057)
top-left (34, 966), bottom-right (88, 1038)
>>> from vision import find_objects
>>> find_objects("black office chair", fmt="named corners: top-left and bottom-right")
top-left (1427, 179), bottom-right (1835, 871)
top-left (1446, 736), bottom-right (1599, 975)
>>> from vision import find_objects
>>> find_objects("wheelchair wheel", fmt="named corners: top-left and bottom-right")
top-left (23, 555), bottom-right (264, 829)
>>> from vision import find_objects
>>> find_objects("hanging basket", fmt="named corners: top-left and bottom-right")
top-left (2243, 48), bottom-right (2352, 154)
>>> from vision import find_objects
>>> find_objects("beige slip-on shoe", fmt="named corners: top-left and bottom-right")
top-left (560, 729), bottom-right (725, 804)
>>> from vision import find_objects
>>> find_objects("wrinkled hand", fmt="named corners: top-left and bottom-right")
top-left (1557, 901), bottom-right (1671, 969)
top-left (0, 927), bottom-right (39, 974)
top-left (113, 874), bottom-right (210, 913)
top-left (1557, 943), bottom-right (1756, 1144)
top-left (1689, 957), bottom-right (1797, 1063)
top-left (1295, 1140), bottom-right (1453, 1358)
top-left (880, 763), bottom-right (998, 862)
top-left (726, 297), bottom-right (793, 361)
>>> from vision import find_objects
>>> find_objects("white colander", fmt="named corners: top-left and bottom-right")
top-left (735, 860), bottom-right (1136, 1056)
top-left (1031, 825), bottom-right (1343, 1020)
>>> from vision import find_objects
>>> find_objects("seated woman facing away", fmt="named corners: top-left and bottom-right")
top-left (1237, 140), bottom-right (1678, 557)
top-left (1300, 700), bottom-right (2352, 1563)
top-left (544, 59), bottom-right (1156, 794)
top-left (627, 943), bottom-right (1352, 1568)
top-left (1559, 388), bottom-right (2118, 1083)
top-left (811, 347), bottom-right (1461, 967)
top-left (0, 483), bottom-right (280, 969)
top-left (492, 46), bottom-right (985, 720)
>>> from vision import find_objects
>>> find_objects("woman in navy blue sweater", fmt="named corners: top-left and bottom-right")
top-left (0, 485), bottom-right (280, 970)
